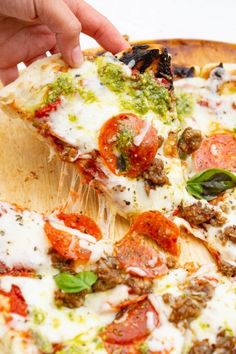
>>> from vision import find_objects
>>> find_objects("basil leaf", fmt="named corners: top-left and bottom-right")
top-left (186, 168), bottom-right (236, 201)
top-left (54, 271), bottom-right (97, 293)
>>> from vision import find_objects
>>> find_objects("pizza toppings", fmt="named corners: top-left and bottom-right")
top-left (130, 211), bottom-right (180, 256)
top-left (119, 45), bottom-right (172, 82)
top-left (44, 213), bottom-right (102, 262)
top-left (164, 279), bottom-right (214, 324)
top-left (115, 233), bottom-right (168, 279)
top-left (176, 92), bottom-right (195, 120)
top-left (101, 298), bottom-right (159, 346)
top-left (186, 168), bottom-right (236, 201)
top-left (0, 261), bottom-right (34, 277)
top-left (178, 127), bottom-right (202, 158)
top-left (189, 330), bottom-right (236, 354)
top-left (97, 54), bottom-right (172, 117)
top-left (53, 271), bottom-right (97, 309)
top-left (163, 131), bottom-right (179, 157)
top-left (0, 284), bottom-right (28, 317)
top-left (35, 73), bottom-right (77, 118)
top-left (193, 134), bottom-right (236, 172)
top-left (99, 113), bottom-right (159, 177)
top-left (54, 288), bottom-right (90, 309)
top-left (77, 150), bottom-right (107, 183)
top-left (173, 65), bottom-right (195, 79)
top-left (48, 248), bottom-right (74, 273)
top-left (9, 285), bottom-right (28, 317)
top-left (179, 202), bottom-right (226, 226)
top-left (143, 158), bottom-right (169, 194)
top-left (45, 221), bottom-right (91, 262)
top-left (216, 259), bottom-right (236, 277)
top-left (218, 225), bottom-right (236, 245)
top-left (93, 257), bottom-right (152, 295)
top-left (57, 213), bottom-right (102, 240)
top-left (35, 98), bottom-right (61, 118)
top-left (188, 339), bottom-right (213, 354)
top-left (54, 271), bottom-right (97, 293)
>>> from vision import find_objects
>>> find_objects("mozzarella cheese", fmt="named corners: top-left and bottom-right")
top-left (0, 202), bottom-right (51, 271)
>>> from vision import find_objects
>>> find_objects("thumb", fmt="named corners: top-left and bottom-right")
top-left (34, 0), bottom-right (83, 67)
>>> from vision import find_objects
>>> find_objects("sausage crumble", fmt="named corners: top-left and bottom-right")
top-left (178, 127), bottom-right (202, 157)
top-left (188, 330), bottom-right (236, 354)
top-left (93, 257), bottom-right (152, 295)
top-left (218, 225), bottom-right (236, 245)
top-left (163, 279), bottom-right (214, 324)
top-left (179, 202), bottom-right (226, 227)
top-left (55, 289), bottom-right (90, 309)
top-left (143, 158), bottom-right (169, 195)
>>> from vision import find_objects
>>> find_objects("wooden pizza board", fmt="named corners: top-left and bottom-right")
top-left (1, 39), bottom-right (235, 265)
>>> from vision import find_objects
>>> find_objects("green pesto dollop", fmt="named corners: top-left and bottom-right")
top-left (32, 332), bottom-right (53, 354)
top-left (47, 73), bottom-right (76, 104)
top-left (77, 85), bottom-right (98, 103)
top-left (139, 342), bottom-right (149, 354)
top-left (121, 72), bottom-right (171, 117)
top-left (68, 114), bottom-right (77, 122)
top-left (115, 129), bottom-right (134, 173)
top-left (116, 129), bottom-right (134, 151)
top-left (97, 58), bottom-right (172, 118)
top-left (46, 73), bottom-right (98, 105)
top-left (31, 307), bottom-right (46, 325)
top-left (176, 92), bottom-right (194, 120)
top-left (56, 335), bottom-right (104, 354)
top-left (97, 61), bottom-right (126, 93)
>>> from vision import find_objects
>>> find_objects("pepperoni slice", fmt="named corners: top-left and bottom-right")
top-left (9, 285), bottom-right (28, 317)
top-left (0, 261), bottom-right (34, 277)
top-left (130, 211), bottom-right (180, 256)
top-left (57, 213), bottom-right (102, 240)
top-left (44, 213), bottom-right (102, 261)
top-left (102, 298), bottom-right (159, 345)
top-left (0, 285), bottom-right (28, 316)
top-left (193, 133), bottom-right (236, 172)
top-left (104, 342), bottom-right (140, 354)
top-left (99, 113), bottom-right (159, 177)
top-left (0, 284), bottom-right (28, 317)
top-left (35, 98), bottom-right (61, 118)
top-left (115, 233), bottom-right (168, 278)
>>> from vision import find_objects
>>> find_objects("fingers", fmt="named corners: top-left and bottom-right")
top-left (34, 0), bottom-right (83, 67)
top-left (24, 54), bottom-right (47, 67)
top-left (0, 24), bottom-right (56, 85)
top-left (0, 66), bottom-right (19, 86)
top-left (36, 0), bottom-right (128, 67)
top-left (0, 25), bottom-right (56, 68)
top-left (73, 0), bottom-right (129, 54)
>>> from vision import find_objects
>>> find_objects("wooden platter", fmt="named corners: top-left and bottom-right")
top-left (0, 39), bottom-right (235, 264)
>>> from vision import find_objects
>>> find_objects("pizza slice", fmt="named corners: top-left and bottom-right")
top-left (0, 200), bottom-right (181, 353)
top-left (100, 263), bottom-right (236, 354)
top-left (0, 45), bottom-right (185, 218)
top-left (171, 63), bottom-right (236, 276)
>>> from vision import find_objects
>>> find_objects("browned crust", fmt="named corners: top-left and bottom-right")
top-left (84, 39), bottom-right (236, 67)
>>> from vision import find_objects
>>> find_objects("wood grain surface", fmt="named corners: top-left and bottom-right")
top-left (1, 39), bottom-right (235, 264)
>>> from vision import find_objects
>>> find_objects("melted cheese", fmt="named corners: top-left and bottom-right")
top-left (0, 202), bottom-right (51, 271)
top-left (188, 277), bottom-right (236, 345)
top-left (0, 276), bottom-right (128, 345)
top-left (148, 294), bottom-right (184, 354)
top-left (174, 70), bottom-right (236, 135)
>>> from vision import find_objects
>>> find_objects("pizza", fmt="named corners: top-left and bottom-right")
top-left (173, 63), bottom-right (236, 277)
top-left (0, 45), bottom-right (185, 217)
top-left (0, 42), bottom-right (236, 353)
top-left (0, 200), bottom-right (236, 354)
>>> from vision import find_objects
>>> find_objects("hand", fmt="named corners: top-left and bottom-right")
top-left (0, 0), bottom-right (129, 85)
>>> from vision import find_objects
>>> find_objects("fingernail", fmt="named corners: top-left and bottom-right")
top-left (71, 46), bottom-right (83, 66)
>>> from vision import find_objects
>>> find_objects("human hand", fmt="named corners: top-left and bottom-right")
top-left (0, 0), bottom-right (129, 85)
